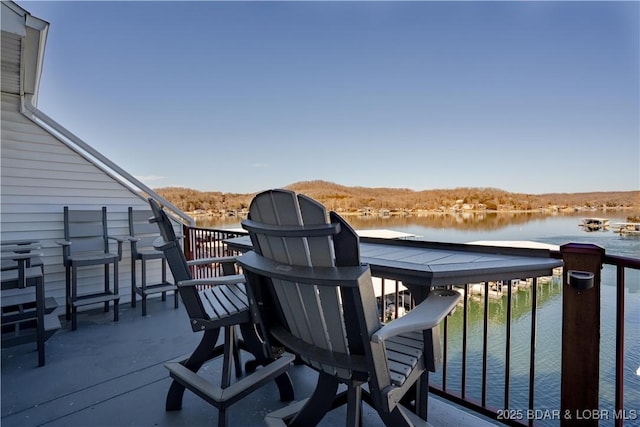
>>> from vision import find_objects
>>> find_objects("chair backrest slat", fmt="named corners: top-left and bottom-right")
top-left (298, 195), bottom-right (350, 369)
top-left (128, 208), bottom-right (164, 256)
top-left (69, 238), bottom-right (107, 253)
top-left (67, 223), bottom-right (105, 238)
top-left (249, 191), bottom-right (322, 369)
top-left (63, 207), bottom-right (109, 255)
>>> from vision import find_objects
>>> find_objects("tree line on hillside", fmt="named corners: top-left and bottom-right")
top-left (154, 181), bottom-right (639, 214)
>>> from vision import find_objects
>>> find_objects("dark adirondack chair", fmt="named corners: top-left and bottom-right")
top-left (237, 189), bottom-right (461, 426)
top-left (128, 207), bottom-right (178, 316)
top-left (147, 198), bottom-right (294, 427)
top-left (57, 207), bottom-right (123, 330)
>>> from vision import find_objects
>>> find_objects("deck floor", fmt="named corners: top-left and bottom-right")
top-left (1, 297), bottom-right (498, 426)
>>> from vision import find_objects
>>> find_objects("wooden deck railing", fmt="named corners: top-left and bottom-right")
top-left (182, 225), bottom-right (640, 426)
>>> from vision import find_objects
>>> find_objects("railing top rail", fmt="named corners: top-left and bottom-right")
top-left (552, 248), bottom-right (640, 270)
top-left (603, 253), bottom-right (640, 269)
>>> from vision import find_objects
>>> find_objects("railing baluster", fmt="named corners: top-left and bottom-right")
top-left (615, 265), bottom-right (625, 427)
top-left (394, 284), bottom-right (400, 320)
top-left (442, 314), bottom-right (448, 391)
top-left (482, 281), bottom-right (489, 407)
top-left (528, 277), bottom-right (538, 427)
top-left (505, 281), bottom-right (512, 410)
top-left (381, 278), bottom-right (386, 321)
top-left (462, 283), bottom-right (469, 399)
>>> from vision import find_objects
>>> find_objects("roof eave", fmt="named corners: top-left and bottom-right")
top-left (1, 1), bottom-right (49, 103)
top-left (23, 13), bottom-right (49, 102)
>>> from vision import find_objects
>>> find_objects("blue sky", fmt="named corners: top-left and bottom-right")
top-left (21, 1), bottom-right (639, 194)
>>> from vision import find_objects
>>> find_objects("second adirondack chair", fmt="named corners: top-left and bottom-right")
top-left (147, 198), bottom-right (294, 427)
top-left (238, 189), bottom-right (461, 426)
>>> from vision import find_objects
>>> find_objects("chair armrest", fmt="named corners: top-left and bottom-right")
top-left (56, 239), bottom-right (71, 246)
top-left (108, 235), bottom-right (127, 243)
top-left (186, 255), bottom-right (239, 267)
top-left (177, 274), bottom-right (246, 288)
top-left (124, 235), bottom-right (140, 242)
top-left (371, 289), bottom-right (460, 344)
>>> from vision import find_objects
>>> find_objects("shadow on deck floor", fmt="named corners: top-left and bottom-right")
top-left (2, 298), bottom-right (498, 427)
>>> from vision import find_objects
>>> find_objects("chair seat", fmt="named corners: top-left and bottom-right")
top-left (135, 248), bottom-right (165, 260)
top-left (67, 252), bottom-right (119, 266)
top-left (199, 283), bottom-right (249, 321)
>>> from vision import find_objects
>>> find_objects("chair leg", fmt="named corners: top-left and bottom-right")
top-left (65, 266), bottom-right (71, 321)
top-left (231, 326), bottom-right (243, 379)
top-left (131, 258), bottom-right (137, 308)
top-left (71, 265), bottom-right (78, 331)
top-left (217, 407), bottom-right (228, 427)
top-left (113, 261), bottom-right (119, 322)
top-left (379, 407), bottom-right (416, 427)
top-left (141, 258), bottom-right (147, 316)
top-left (36, 275), bottom-right (45, 367)
top-left (238, 322), bottom-right (294, 402)
top-left (346, 385), bottom-right (362, 427)
top-left (221, 326), bottom-right (235, 388)
top-left (218, 325), bottom-right (244, 383)
top-left (289, 372), bottom-right (339, 427)
top-left (416, 371), bottom-right (429, 420)
top-left (104, 264), bottom-right (110, 313)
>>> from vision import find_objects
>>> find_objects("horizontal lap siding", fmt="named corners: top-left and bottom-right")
top-left (1, 94), bottom-right (170, 310)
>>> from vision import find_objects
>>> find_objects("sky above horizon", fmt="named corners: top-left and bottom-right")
top-left (20, 1), bottom-right (639, 195)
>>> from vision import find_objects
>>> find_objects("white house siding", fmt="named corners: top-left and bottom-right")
top-left (1, 93), bottom-right (172, 313)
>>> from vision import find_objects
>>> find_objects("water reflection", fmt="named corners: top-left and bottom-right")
top-left (347, 211), bottom-right (557, 231)
top-left (198, 209), bottom-right (631, 233)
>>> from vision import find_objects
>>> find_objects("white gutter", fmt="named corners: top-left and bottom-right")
top-left (21, 98), bottom-right (195, 226)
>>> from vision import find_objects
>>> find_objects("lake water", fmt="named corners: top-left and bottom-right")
top-left (199, 210), bottom-right (640, 424)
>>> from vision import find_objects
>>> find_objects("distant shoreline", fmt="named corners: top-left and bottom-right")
top-left (189, 205), bottom-right (638, 220)
top-left (157, 182), bottom-right (639, 219)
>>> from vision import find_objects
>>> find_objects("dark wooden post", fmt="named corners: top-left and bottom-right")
top-left (183, 224), bottom-right (193, 260)
top-left (560, 243), bottom-right (605, 427)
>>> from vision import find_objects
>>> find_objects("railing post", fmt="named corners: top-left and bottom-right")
top-left (560, 243), bottom-right (605, 427)
top-left (183, 224), bottom-right (193, 260)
